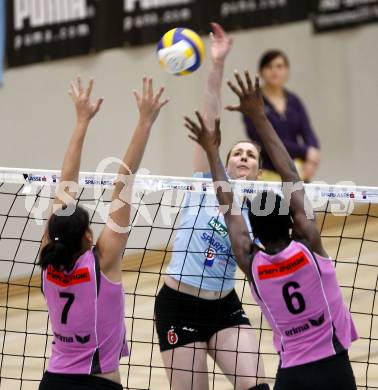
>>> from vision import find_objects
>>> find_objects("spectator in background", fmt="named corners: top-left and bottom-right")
top-left (243, 50), bottom-right (320, 182)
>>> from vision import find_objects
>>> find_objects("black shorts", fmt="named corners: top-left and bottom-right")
top-left (274, 351), bottom-right (357, 390)
top-left (39, 371), bottom-right (123, 390)
top-left (154, 284), bottom-right (251, 352)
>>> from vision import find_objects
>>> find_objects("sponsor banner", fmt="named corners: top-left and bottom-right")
top-left (20, 171), bottom-right (115, 187)
top-left (123, 0), bottom-right (309, 46)
top-left (204, 247), bottom-right (216, 267)
top-left (47, 266), bottom-right (91, 287)
top-left (160, 181), bottom-right (194, 191)
top-left (0, 0), bottom-right (5, 85)
top-left (91, 0), bottom-right (124, 51)
top-left (360, 190), bottom-right (378, 202)
top-left (83, 176), bottom-right (114, 186)
top-left (320, 190), bottom-right (356, 199)
top-left (311, 0), bottom-right (378, 33)
top-left (208, 217), bottom-right (228, 238)
top-left (2, 169), bottom-right (378, 204)
top-left (210, 0), bottom-right (309, 32)
top-left (123, 0), bottom-right (204, 46)
top-left (6, 1), bottom-right (377, 67)
top-left (23, 172), bottom-right (49, 183)
top-left (258, 251), bottom-right (309, 280)
top-left (6, 0), bottom-right (97, 67)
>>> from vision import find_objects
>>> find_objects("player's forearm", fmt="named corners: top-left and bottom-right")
top-left (206, 149), bottom-right (235, 212)
top-left (194, 60), bottom-right (225, 172)
top-left (60, 120), bottom-right (89, 183)
top-left (112, 119), bottom-right (152, 205)
top-left (121, 119), bottom-right (151, 176)
top-left (250, 115), bottom-right (299, 182)
top-left (203, 60), bottom-right (224, 125)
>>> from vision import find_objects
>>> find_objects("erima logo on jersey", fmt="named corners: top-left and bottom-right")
top-left (285, 323), bottom-right (310, 337)
top-left (285, 314), bottom-right (325, 337)
top-left (75, 334), bottom-right (91, 344)
top-left (54, 332), bottom-right (91, 344)
top-left (309, 314), bottom-right (325, 327)
top-left (54, 332), bottom-right (73, 343)
top-left (208, 217), bottom-right (228, 238)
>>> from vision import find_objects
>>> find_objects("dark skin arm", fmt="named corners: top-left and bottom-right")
top-left (226, 72), bottom-right (327, 257)
top-left (184, 113), bottom-right (253, 277)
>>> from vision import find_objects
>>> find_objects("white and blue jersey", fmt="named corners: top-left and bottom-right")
top-left (167, 173), bottom-right (252, 292)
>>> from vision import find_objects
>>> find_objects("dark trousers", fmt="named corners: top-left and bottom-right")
top-left (274, 352), bottom-right (357, 390)
top-left (39, 371), bottom-right (123, 390)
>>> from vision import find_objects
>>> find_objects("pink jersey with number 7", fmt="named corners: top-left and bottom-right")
top-left (250, 240), bottom-right (358, 368)
top-left (42, 248), bottom-right (129, 374)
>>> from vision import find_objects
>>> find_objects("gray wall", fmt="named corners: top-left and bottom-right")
top-left (1, 21), bottom-right (378, 185)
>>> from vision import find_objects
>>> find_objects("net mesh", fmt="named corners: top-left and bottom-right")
top-left (0, 168), bottom-right (377, 389)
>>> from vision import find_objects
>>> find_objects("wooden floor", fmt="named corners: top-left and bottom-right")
top-left (1, 205), bottom-right (378, 389)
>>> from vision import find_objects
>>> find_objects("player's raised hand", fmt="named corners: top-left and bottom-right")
top-left (226, 71), bottom-right (266, 122)
top-left (185, 111), bottom-right (221, 155)
top-left (210, 23), bottom-right (233, 64)
top-left (133, 77), bottom-right (169, 126)
top-left (69, 76), bottom-right (104, 124)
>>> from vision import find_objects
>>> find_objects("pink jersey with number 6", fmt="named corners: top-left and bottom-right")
top-left (42, 248), bottom-right (129, 374)
top-left (250, 240), bottom-right (357, 368)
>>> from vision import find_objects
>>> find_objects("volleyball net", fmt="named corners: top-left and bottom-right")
top-left (0, 167), bottom-right (377, 390)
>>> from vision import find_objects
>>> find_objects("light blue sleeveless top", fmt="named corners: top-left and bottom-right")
top-left (166, 172), bottom-right (252, 292)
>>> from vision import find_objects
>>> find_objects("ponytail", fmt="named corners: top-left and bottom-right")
top-left (39, 241), bottom-right (74, 272)
top-left (39, 205), bottom-right (90, 272)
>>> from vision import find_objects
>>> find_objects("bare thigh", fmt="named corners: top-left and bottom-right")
top-left (208, 325), bottom-right (266, 390)
top-left (161, 342), bottom-right (209, 390)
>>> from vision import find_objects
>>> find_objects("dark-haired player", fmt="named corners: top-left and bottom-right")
top-left (184, 71), bottom-right (358, 390)
top-left (38, 76), bottom-right (168, 390)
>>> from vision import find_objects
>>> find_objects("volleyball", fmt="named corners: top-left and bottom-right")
top-left (157, 28), bottom-right (205, 76)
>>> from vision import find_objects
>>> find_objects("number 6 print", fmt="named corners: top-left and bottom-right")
top-left (282, 282), bottom-right (306, 315)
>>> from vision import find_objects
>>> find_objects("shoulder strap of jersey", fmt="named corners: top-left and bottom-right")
top-left (249, 244), bottom-right (262, 300)
top-left (92, 247), bottom-right (101, 297)
top-left (40, 269), bottom-right (44, 296)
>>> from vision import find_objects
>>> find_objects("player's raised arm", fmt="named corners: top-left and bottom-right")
top-left (96, 77), bottom-right (169, 280)
top-left (56, 76), bottom-right (104, 206)
top-left (185, 112), bottom-right (253, 277)
top-left (41, 76), bottom-right (103, 250)
top-left (193, 23), bottom-right (233, 173)
top-left (226, 71), bottom-right (327, 256)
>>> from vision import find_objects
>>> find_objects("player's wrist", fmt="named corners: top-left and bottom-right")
top-left (212, 57), bottom-right (226, 66)
top-left (247, 111), bottom-right (267, 125)
top-left (137, 116), bottom-right (154, 130)
top-left (75, 117), bottom-right (91, 128)
top-left (206, 147), bottom-right (220, 161)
